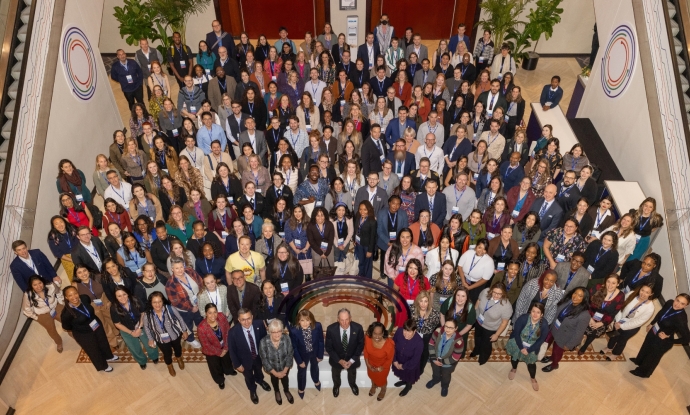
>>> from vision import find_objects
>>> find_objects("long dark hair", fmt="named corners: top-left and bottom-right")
top-left (59, 193), bottom-right (85, 217)
top-left (25, 275), bottom-right (51, 308)
top-left (557, 287), bottom-right (590, 318)
top-left (271, 242), bottom-right (301, 279)
top-left (121, 232), bottom-right (147, 263)
top-left (104, 197), bottom-right (126, 215)
top-left (47, 215), bottom-right (77, 247)
top-left (527, 302), bottom-right (546, 338)
top-left (258, 279), bottom-right (283, 313)
top-left (329, 177), bottom-right (345, 203)
top-left (516, 212), bottom-right (540, 240)
top-left (517, 242), bottom-right (541, 264)
top-left (288, 205), bottom-right (310, 229)
top-left (445, 286), bottom-right (471, 323)
top-left (387, 228), bottom-right (414, 266)
top-left (402, 258), bottom-right (423, 286)
top-left (101, 257), bottom-right (130, 285)
top-left (113, 286), bottom-right (144, 318)
top-left (329, 202), bottom-right (352, 220)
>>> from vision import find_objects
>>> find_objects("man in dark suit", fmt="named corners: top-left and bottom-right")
top-left (475, 79), bottom-right (508, 116)
top-left (376, 195), bottom-right (409, 281)
top-left (224, 101), bottom-right (250, 156)
top-left (555, 170), bottom-right (582, 213)
top-left (354, 172), bottom-right (389, 216)
top-left (239, 117), bottom-right (268, 166)
top-left (410, 158), bottom-right (440, 192)
top-left (236, 182), bottom-right (266, 218)
top-left (335, 50), bottom-right (354, 78)
top-left (357, 33), bottom-right (381, 73)
top-left (385, 106), bottom-right (416, 147)
top-left (414, 178), bottom-right (447, 229)
top-left (227, 306), bottom-right (271, 404)
top-left (360, 124), bottom-right (387, 177)
top-left (325, 308), bottom-right (365, 397)
top-left (213, 47), bottom-right (241, 82)
top-left (412, 59), bottom-right (436, 87)
top-left (266, 118), bottom-right (285, 155)
top-left (528, 184), bottom-right (564, 241)
top-left (226, 269), bottom-right (262, 324)
top-left (405, 33), bottom-right (429, 62)
top-left (369, 66), bottom-right (393, 98)
top-left (10, 241), bottom-right (61, 292)
top-left (499, 152), bottom-right (525, 192)
top-left (206, 20), bottom-right (235, 59)
top-left (71, 226), bottom-right (110, 274)
top-left (151, 221), bottom-right (181, 278)
top-left (540, 75), bottom-right (563, 111)
top-left (387, 139), bottom-right (416, 178)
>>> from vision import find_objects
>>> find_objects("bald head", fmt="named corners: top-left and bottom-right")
top-left (543, 184), bottom-right (557, 201)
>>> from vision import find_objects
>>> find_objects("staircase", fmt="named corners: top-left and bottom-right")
top-left (0, 0), bottom-right (32, 211)
top-left (665, 0), bottom-right (690, 124)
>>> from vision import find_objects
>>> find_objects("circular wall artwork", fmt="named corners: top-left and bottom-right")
top-left (601, 24), bottom-right (637, 98)
top-left (61, 26), bottom-right (97, 101)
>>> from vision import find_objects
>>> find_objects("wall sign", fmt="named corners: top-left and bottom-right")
top-left (61, 26), bottom-right (97, 101)
top-left (601, 24), bottom-right (637, 98)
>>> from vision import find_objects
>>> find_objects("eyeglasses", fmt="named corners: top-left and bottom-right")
top-left (444, 325), bottom-right (455, 329)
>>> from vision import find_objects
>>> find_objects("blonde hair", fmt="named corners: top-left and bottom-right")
top-left (413, 290), bottom-right (432, 319)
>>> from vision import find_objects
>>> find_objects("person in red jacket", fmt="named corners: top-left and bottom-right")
top-left (197, 303), bottom-right (237, 389)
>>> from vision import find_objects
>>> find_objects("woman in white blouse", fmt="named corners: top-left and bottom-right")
top-left (369, 96), bottom-right (394, 133)
top-left (22, 276), bottom-right (65, 352)
top-left (600, 213), bottom-right (637, 267)
top-left (340, 160), bottom-right (365, 211)
top-left (425, 234), bottom-right (459, 278)
top-left (457, 238), bottom-right (495, 303)
top-left (197, 274), bottom-right (230, 318)
top-left (601, 285), bottom-right (655, 361)
top-left (278, 153), bottom-right (300, 193)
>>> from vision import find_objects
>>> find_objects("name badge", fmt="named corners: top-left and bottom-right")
top-left (590, 231), bottom-right (600, 239)
top-left (380, 154), bottom-right (386, 162)
top-left (126, 75), bottom-right (133, 83)
top-left (452, 206), bottom-right (459, 214)
top-left (93, 299), bottom-right (103, 306)
top-left (261, 89), bottom-right (266, 95)
top-left (320, 241), bottom-right (328, 250)
top-left (221, 231), bottom-right (229, 238)
top-left (305, 124), bottom-right (312, 132)
top-left (478, 57), bottom-right (484, 63)
top-left (477, 313), bottom-right (485, 325)
top-left (406, 299), bottom-right (414, 305)
top-left (486, 232), bottom-right (496, 240)
top-left (255, 189), bottom-right (262, 193)
top-left (356, 235), bottom-right (361, 244)
top-left (279, 232), bottom-right (285, 238)
top-left (172, 129), bottom-right (179, 137)
top-left (522, 341), bottom-right (533, 349)
top-left (89, 319), bottom-right (100, 331)
top-left (281, 282), bottom-right (289, 294)
top-left (50, 309), bottom-right (57, 318)
top-left (421, 247), bottom-right (428, 255)
top-left (623, 285), bottom-right (631, 294)
top-left (439, 296), bottom-right (448, 305)
top-left (76, 194), bottom-right (84, 202)
top-left (473, 173), bottom-right (479, 180)
top-left (160, 332), bottom-right (171, 342)
top-left (635, 234), bottom-right (642, 242)
top-left (486, 109), bottom-right (493, 117)
top-left (147, 64), bottom-right (151, 70)
top-left (545, 101), bottom-right (553, 107)
top-left (268, 111), bottom-right (274, 118)
top-left (162, 169), bottom-right (169, 174)
top-left (272, 76), bottom-right (277, 81)
top-left (469, 245), bottom-right (476, 250)
top-left (180, 60), bottom-right (186, 68)
top-left (205, 69), bottom-right (211, 75)
top-left (389, 232), bottom-right (396, 241)
top-left (189, 106), bottom-right (197, 113)
top-left (136, 269), bottom-right (142, 277)
top-left (340, 99), bottom-right (346, 106)
top-left (315, 201), bottom-right (322, 207)
top-left (593, 312), bottom-right (604, 321)
top-left (556, 254), bottom-right (566, 262)
top-left (497, 262), bottom-right (505, 271)
top-left (228, 197), bottom-right (234, 204)
top-left (398, 267), bottom-right (406, 273)
top-left (652, 323), bottom-right (660, 334)
top-left (587, 265), bottom-right (595, 273)
top-left (511, 210), bottom-right (520, 218)
top-left (554, 319), bottom-right (562, 329)
top-left (295, 240), bottom-right (302, 247)
top-left (504, 115), bottom-right (510, 122)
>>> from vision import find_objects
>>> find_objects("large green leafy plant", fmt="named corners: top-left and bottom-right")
top-left (505, 0), bottom-right (564, 63)
top-left (477, 0), bottom-right (531, 48)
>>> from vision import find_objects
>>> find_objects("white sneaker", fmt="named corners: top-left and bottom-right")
top-left (188, 340), bottom-right (201, 349)
top-left (107, 355), bottom-right (120, 362)
top-left (104, 366), bottom-right (113, 372)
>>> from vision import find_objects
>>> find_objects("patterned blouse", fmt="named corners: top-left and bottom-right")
top-left (529, 171), bottom-right (553, 198)
top-left (545, 227), bottom-right (587, 264)
top-left (534, 149), bottom-right (564, 174)
top-left (303, 328), bottom-right (313, 353)
top-left (259, 333), bottom-right (295, 372)
top-left (149, 96), bottom-right (166, 121)
top-left (398, 190), bottom-right (417, 225)
top-left (412, 308), bottom-right (441, 336)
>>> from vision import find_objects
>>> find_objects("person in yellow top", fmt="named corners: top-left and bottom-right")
top-left (225, 235), bottom-right (266, 286)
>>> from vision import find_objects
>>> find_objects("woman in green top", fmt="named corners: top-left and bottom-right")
top-left (196, 41), bottom-right (216, 72)
top-left (439, 287), bottom-right (476, 358)
top-left (165, 205), bottom-right (195, 244)
top-left (505, 302), bottom-right (550, 391)
top-left (462, 209), bottom-right (486, 248)
top-left (490, 260), bottom-right (524, 306)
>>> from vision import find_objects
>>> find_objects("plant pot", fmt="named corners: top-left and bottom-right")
top-left (521, 52), bottom-right (540, 71)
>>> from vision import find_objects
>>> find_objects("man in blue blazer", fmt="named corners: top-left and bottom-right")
top-left (325, 309), bottom-right (364, 397)
top-left (377, 195), bottom-right (410, 282)
top-left (205, 20), bottom-right (235, 58)
top-left (414, 178), bottom-right (447, 229)
top-left (228, 304), bottom-right (271, 404)
top-left (528, 184), bottom-right (564, 241)
top-left (387, 139), bottom-right (416, 178)
top-left (539, 75), bottom-right (563, 111)
top-left (385, 106), bottom-right (416, 147)
top-left (499, 152), bottom-right (525, 192)
top-left (356, 33), bottom-right (381, 73)
top-left (10, 240), bottom-right (61, 292)
top-left (555, 170), bottom-right (582, 213)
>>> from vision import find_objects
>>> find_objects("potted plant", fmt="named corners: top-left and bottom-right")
top-left (478, 0), bottom-right (531, 49)
top-left (506, 0), bottom-right (564, 70)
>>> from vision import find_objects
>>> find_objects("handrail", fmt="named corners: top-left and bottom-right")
top-left (664, 0), bottom-right (690, 153)
top-left (0, 0), bottom-right (21, 103)
top-left (0, 0), bottom-right (37, 224)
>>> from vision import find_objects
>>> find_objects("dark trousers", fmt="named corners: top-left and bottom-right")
top-left (419, 332), bottom-right (433, 374)
top-left (634, 330), bottom-right (673, 377)
top-left (177, 309), bottom-right (203, 341)
top-left (606, 327), bottom-right (640, 356)
top-left (205, 352), bottom-right (235, 385)
top-left (297, 352), bottom-right (320, 391)
top-left (431, 363), bottom-right (455, 389)
top-left (74, 326), bottom-right (114, 371)
top-left (355, 244), bottom-right (373, 278)
top-left (468, 281), bottom-right (487, 304)
top-left (331, 361), bottom-right (358, 387)
top-left (241, 356), bottom-right (266, 392)
top-left (123, 85), bottom-right (144, 110)
top-left (472, 324), bottom-right (496, 365)
top-left (270, 370), bottom-right (291, 391)
top-left (511, 359), bottom-right (537, 378)
top-left (158, 336), bottom-right (183, 365)
top-left (379, 248), bottom-right (388, 278)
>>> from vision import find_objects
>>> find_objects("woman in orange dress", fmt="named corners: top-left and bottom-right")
top-left (363, 322), bottom-right (396, 401)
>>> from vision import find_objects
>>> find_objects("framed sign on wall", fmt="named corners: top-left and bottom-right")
top-left (340, 0), bottom-right (356, 10)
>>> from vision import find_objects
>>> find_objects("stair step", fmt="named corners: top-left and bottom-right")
top-left (11, 62), bottom-right (22, 80)
top-left (1, 120), bottom-right (12, 140)
top-left (20, 7), bottom-right (30, 24)
top-left (670, 19), bottom-right (679, 36)
top-left (23, 0), bottom-right (31, 6)
top-left (17, 25), bottom-right (27, 43)
top-left (13, 42), bottom-right (24, 61)
top-left (667, 1), bottom-right (676, 18)
top-left (683, 94), bottom-right (690, 112)
top-left (0, 138), bottom-right (8, 154)
top-left (680, 74), bottom-right (689, 92)
top-left (674, 37), bottom-right (682, 54)
top-left (7, 81), bottom-right (18, 100)
top-left (4, 99), bottom-right (15, 119)
top-left (678, 57), bottom-right (687, 74)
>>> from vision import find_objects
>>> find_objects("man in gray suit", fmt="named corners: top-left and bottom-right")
top-left (239, 117), bottom-right (268, 167)
top-left (135, 39), bottom-right (164, 99)
top-left (354, 172), bottom-right (389, 216)
top-left (413, 59), bottom-right (436, 87)
top-left (405, 33), bottom-right (429, 62)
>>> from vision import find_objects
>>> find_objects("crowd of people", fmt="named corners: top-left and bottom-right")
top-left (9, 15), bottom-right (690, 405)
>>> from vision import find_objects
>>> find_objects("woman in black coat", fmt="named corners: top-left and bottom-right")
top-left (100, 258), bottom-right (138, 304)
top-left (630, 294), bottom-right (690, 378)
top-left (241, 86), bottom-right (268, 130)
top-left (61, 286), bottom-right (117, 372)
top-left (582, 231), bottom-right (619, 287)
top-left (265, 242), bottom-right (304, 293)
top-left (619, 253), bottom-right (664, 299)
top-left (255, 280), bottom-right (287, 326)
top-left (354, 200), bottom-right (377, 278)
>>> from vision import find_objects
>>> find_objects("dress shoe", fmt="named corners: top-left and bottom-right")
top-left (577, 348), bottom-right (585, 356)
top-left (540, 356), bottom-right (552, 364)
top-left (441, 387), bottom-right (448, 397)
top-left (369, 385), bottom-right (377, 396)
top-left (399, 384), bottom-right (412, 396)
top-left (284, 391), bottom-right (294, 404)
top-left (298, 391), bottom-right (305, 399)
top-left (219, 382), bottom-right (225, 390)
top-left (629, 369), bottom-right (648, 378)
top-left (104, 366), bottom-right (114, 372)
top-left (314, 382), bottom-right (321, 391)
top-left (250, 391), bottom-right (259, 404)
top-left (350, 384), bottom-right (359, 396)
top-left (394, 381), bottom-right (406, 387)
top-left (176, 357), bottom-right (185, 370)
top-left (259, 380), bottom-right (271, 391)
top-left (629, 357), bottom-right (639, 365)
top-left (333, 386), bottom-right (340, 397)
top-left (167, 364), bottom-right (176, 377)
top-left (227, 369), bottom-right (237, 376)
top-left (152, 358), bottom-right (159, 364)
top-left (541, 364), bottom-right (558, 373)
top-left (139, 364), bottom-right (147, 370)
top-left (426, 380), bottom-right (439, 389)
top-left (274, 391), bottom-right (282, 405)
top-left (377, 387), bottom-right (386, 401)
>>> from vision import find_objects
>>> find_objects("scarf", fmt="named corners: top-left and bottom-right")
top-left (59, 171), bottom-right (83, 194)
top-left (376, 25), bottom-right (393, 52)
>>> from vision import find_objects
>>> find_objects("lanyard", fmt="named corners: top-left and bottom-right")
top-left (595, 209), bottom-right (606, 228)
top-left (317, 223), bottom-right (326, 238)
top-left (124, 300), bottom-right (136, 321)
top-left (337, 219), bottom-right (345, 236)
top-left (660, 307), bottom-right (682, 321)
top-left (631, 270), bottom-right (650, 284)
top-left (161, 239), bottom-right (171, 254)
top-left (177, 275), bottom-right (194, 293)
top-left (565, 271), bottom-right (576, 288)
top-left (492, 213), bottom-right (503, 228)
top-left (400, 246), bottom-right (412, 267)
top-left (241, 252), bottom-right (256, 274)
top-left (469, 254), bottom-right (480, 273)
top-left (638, 215), bottom-right (651, 230)
top-left (388, 211), bottom-right (397, 227)
top-left (209, 290), bottom-right (220, 306)
top-left (626, 299), bottom-right (647, 318)
top-left (280, 262), bottom-right (288, 279)
top-left (522, 261), bottom-right (532, 277)
top-left (558, 302), bottom-right (572, 320)
top-left (407, 276), bottom-right (417, 297)
top-left (71, 303), bottom-right (91, 318)
top-left (483, 299), bottom-right (497, 314)
top-left (526, 321), bottom-right (538, 342)
top-left (595, 248), bottom-right (609, 263)
top-left (154, 310), bottom-right (166, 330)
top-left (601, 291), bottom-right (616, 309)
top-left (559, 184), bottom-right (574, 197)
top-left (358, 217), bottom-right (366, 234)
top-left (204, 257), bottom-right (214, 274)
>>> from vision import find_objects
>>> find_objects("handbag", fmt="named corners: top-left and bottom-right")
top-left (314, 258), bottom-right (337, 279)
top-left (297, 253), bottom-right (313, 275)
